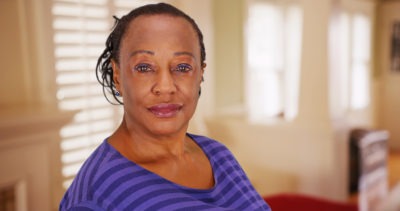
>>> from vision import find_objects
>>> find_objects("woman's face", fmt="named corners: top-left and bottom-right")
top-left (113, 14), bottom-right (204, 137)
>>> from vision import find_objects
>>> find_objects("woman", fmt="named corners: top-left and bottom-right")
top-left (60, 3), bottom-right (270, 210)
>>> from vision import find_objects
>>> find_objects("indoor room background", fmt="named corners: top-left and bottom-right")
top-left (0, 0), bottom-right (399, 210)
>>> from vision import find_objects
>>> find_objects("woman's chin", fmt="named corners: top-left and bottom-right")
top-left (147, 122), bottom-right (188, 137)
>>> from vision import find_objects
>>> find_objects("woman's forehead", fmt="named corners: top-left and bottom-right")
top-left (120, 14), bottom-right (200, 51)
top-left (130, 15), bottom-right (195, 37)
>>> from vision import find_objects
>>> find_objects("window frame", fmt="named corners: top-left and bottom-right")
top-left (328, 0), bottom-right (375, 125)
top-left (243, 0), bottom-right (303, 123)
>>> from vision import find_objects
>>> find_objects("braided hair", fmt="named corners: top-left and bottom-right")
top-left (95, 3), bottom-right (206, 105)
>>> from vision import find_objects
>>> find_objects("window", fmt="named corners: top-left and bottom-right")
top-left (350, 15), bottom-right (371, 110)
top-left (245, 0), bottom-right (303, 122)
top-left (329, 6), bottom-right (372, 117)
top-left (52, 0), bottom-right (160, 189)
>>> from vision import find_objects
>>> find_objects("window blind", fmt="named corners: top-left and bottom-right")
top-left (330, 11), bottom-right (371, 113)
top-left (52, 0), bottom-right (158, 189)
top-left (245, 1), bottom-right (302, 121)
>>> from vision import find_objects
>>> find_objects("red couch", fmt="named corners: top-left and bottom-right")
top-left (263, 193), bottom-right (358, 211)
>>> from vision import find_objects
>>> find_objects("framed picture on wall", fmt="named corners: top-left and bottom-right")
top-left (391, 21), bottom-right (400, 72)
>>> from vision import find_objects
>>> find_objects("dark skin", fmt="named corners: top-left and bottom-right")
top-left (108, 14), bottom-right (214, 189)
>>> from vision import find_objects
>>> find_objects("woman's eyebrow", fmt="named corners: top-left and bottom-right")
top-left (174, 51), bottom-right (195, 59)
top-left (130, 50), bottom-right (154, 57)
top-left (129, 50), bottom-right (196, 60)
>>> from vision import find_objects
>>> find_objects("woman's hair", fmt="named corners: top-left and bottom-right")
top-left (96, 3), bottom-right (206, 104)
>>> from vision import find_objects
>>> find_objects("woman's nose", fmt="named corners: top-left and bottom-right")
top-left (151, 69), bottom-right (177, 95)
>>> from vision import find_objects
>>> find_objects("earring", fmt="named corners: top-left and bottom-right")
top-left (115, 91), bottom-right (120, 96)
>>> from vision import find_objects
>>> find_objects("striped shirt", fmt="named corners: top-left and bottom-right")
top-left (60, 134), bottom-right (271, 210)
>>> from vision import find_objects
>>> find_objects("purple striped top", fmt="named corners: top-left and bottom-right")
top-left (60, 134), bottom-right (271, 210)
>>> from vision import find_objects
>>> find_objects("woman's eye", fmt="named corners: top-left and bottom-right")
top-left (175, 64), bottom-right (192, 72)
top-left (134, 64), bottom-right (152, 72)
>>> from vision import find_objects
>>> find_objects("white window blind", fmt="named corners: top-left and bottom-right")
top-left (350, 14), bottom-right (370, 110)
top-left (329, 10), bottom-right (371, 115)
top-left (52, 0), bottom-right (158, 189)
top-left (245, 0), bottom-right (303, 121)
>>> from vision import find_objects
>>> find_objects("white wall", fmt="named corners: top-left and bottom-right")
top-left (213, 0), bottom-right (245, 112)
top-left (206, 117), bottom-right (339, 197)
top-left (0, 0), bottom-right (57, 107)
top-left (0, 0), bottom-right (29, 105)
top-left (376, 1), bottom-right (400, 150)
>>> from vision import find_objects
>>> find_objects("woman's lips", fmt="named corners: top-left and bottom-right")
top-left (148, 103), bottom-right (182, 118)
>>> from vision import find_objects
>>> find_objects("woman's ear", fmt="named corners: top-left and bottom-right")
top-left (112, 59), bottom-right (122, 95)
top-left (198, 63), bottom-right (206, 97)
top-left (200, 63), bottom-right (206, 83)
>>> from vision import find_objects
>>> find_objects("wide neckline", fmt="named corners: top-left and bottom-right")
top-left (104, 133), bottom-right (218, 192)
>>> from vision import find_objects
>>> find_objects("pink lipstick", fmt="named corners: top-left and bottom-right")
top-left (148, 103), bottom-right (182, 118)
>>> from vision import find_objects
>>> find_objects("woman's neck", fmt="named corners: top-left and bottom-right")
top-left (108, 119), bottom-right (192, 163)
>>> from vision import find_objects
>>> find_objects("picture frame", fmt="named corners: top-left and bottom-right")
top-left (390, 21), bottom-right (400, 72)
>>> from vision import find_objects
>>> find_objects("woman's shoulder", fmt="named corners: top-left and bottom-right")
top-left (187, 133), bottom-right (228, 149)
top-left (74, 139), bottom-right (140, 187)
top-left (187, 133), bottom-right (234, 159)
top-left (78, 140), bottom-right (122, 174)
top-left (60, 139), bottom-right (141, 210)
